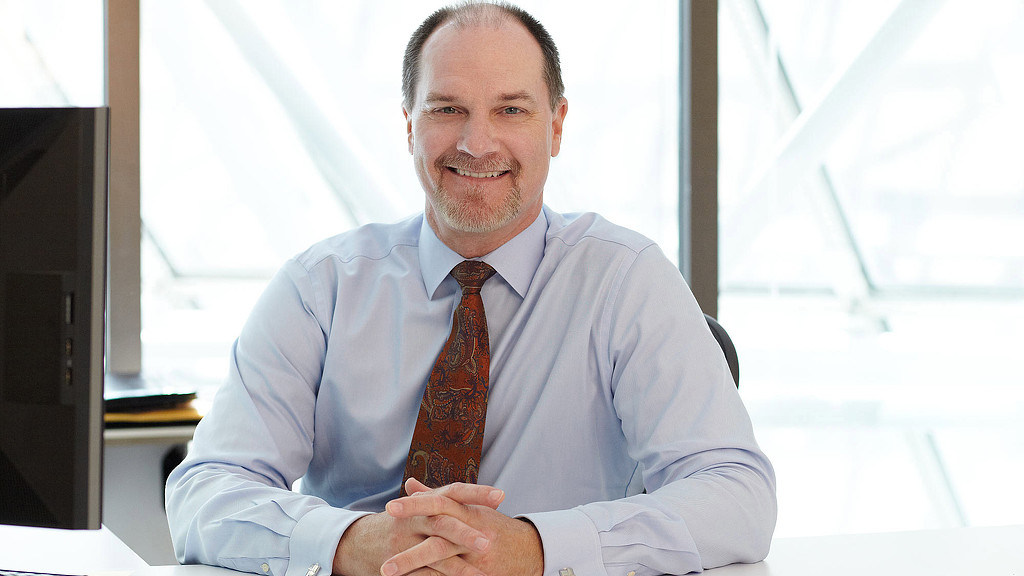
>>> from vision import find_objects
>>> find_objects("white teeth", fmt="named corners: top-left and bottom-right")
top-left (455, 168), bottom-right (504, 178)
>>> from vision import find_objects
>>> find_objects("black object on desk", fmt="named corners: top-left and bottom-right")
top-left (105, 389), bottom-right (197, 413)
top-left (103, 373), bottom-right (202, 428)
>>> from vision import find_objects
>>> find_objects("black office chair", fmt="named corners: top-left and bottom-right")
top-left (704, 314), bottom-right (739, 388)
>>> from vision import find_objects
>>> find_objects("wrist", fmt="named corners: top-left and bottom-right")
top-left (515, 517), bottom-right (545, 576)
top-left (333, 513), bottom-right (383, 576)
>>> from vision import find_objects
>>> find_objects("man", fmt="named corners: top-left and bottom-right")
top-left (165, 3), bottom-right (777, 576)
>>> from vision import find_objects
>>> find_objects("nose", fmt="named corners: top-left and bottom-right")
top-left (456, 114), bottom-right (499, 158)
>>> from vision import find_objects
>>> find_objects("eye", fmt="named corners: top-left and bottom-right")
top-left (503, 106), bottom-right (524, 115)
top-left (435, 106), bottom-right (459, 114)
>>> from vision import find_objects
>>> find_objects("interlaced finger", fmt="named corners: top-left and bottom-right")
top-left (389, 488), bottom-right (503, 522)
top-left (381, 535), bottom-right (483, 576)
top-left (396, 512), bottom-right (490, 555)
top-left (434, 482), bottom-right (505, 509)
top-left (402, 479), bottom-right (505, 509)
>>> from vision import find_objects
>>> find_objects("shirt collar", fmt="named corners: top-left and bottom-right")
top-left (419, 209), bottom-right (548, 299)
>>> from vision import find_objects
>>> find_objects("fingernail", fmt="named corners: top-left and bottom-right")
top-left (382, 562), bottom-right (397, 576)
top-left (474, 536), bottom-right (490, 551)
top-left (489, 489), bottom-right (504, 503)
top-left (387, 501), bottom-right (402, 515)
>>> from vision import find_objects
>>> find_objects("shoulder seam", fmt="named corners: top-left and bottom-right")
top-left (296, 240), bottom-right (419, 273)
top-left (546, 231), bottom-right (655, 256)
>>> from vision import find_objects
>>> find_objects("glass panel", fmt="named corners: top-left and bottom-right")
top-left (138, 1), bottom-right (680, 379)
top-left (720, 0), bottom-right (1024, 536)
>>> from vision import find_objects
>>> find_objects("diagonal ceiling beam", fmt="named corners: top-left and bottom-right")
top-left (204, 0), bottom-right (402, 226)
top-left (722, 0), bottom-right (948, 303)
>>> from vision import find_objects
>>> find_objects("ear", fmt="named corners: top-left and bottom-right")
top-left (403, 106), bottom-right (414, 154)
top-left (550, 97), bottom-right (568, 157)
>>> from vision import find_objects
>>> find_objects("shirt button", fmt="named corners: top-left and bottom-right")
top-left (261, 563), bottom-right (270, 573)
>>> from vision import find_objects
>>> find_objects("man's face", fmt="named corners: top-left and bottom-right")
top-left (404, 20), bottom-right (567, 253)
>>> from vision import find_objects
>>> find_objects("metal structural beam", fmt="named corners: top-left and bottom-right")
top-left (680, 0), bottom-right (719, 317)
top-left (106, 0), bottom-right (143, 374)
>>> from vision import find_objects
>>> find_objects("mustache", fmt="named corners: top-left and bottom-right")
top-left (435, 151), bottom-right (520, 176)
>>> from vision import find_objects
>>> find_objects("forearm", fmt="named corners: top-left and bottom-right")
top-left (166, 462), bottom-right (366, 576)
top-left (522, 456), bottom-right (776, 575)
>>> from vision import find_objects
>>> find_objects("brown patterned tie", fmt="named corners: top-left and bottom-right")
top-left (402, 260), bottom-right (496, 493)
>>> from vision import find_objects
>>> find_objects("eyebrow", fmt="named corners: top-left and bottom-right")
top-left (498, 91), bottom-right (537, 104)
top-left (422, 91), bottom-right (538, 105)
top-left (423, 92), bottom-right (458, 104)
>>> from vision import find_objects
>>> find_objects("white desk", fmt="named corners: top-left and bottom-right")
top-left (0, 525), bottom-right (222, 576)
top-left (5, 523), bottom-right (1021, 575)
top-left (133, 525), bottom-right (1024, 575)
top-left (706, 524), bottom-right (1024, 575)
top-left (0, 525), bottom-right (148, 574)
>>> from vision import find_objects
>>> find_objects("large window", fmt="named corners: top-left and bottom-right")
top-left (720, 0), bottom-right (1024, 535)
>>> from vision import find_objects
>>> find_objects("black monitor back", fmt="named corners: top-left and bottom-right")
top-left (0, 107), bottom-right (108, 530)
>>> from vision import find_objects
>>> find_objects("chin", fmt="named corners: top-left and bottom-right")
top-left (439, 205), bottom-right (519, 234)
top-left (432, 188), bottom-right (523, 234)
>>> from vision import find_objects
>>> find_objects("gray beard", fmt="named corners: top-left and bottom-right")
top-left (431, 180), bottom-right (523, 234)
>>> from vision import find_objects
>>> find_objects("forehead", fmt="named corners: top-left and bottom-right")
top-left (417, 20), bottom-right (547, 101)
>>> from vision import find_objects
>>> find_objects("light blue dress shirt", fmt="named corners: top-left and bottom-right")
top-left (165, 207), bottom-right (777, 576)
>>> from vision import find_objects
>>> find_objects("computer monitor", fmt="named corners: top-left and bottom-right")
top-left (0, 107), bottom-right (108, 530)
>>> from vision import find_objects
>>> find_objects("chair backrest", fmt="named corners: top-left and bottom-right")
top-left (704, 314), bottom-right (739, 388)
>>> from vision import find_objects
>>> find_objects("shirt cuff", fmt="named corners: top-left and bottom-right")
top-left (520, 508), bottom-right (606, 576)
top-left (286, 505), bottom-right (372, 576)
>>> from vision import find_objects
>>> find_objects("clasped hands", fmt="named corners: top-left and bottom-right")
top-left (333, 478), bottom-right (543, 576)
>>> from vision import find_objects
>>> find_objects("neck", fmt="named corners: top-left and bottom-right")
top-left (426, 204), bottom-right (541, 258)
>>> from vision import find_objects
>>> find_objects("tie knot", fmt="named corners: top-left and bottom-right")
top-left (451, 260), bottom-right (495, 292)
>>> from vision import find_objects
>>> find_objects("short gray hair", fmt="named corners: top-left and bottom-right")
top-left (402, 1), bottom-right (565, 110)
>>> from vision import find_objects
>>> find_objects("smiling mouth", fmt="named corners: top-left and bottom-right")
top-left (449, 167), bottom-right (509, 179)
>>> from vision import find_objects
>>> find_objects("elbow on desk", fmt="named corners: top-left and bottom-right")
top-left (696, 498), bottom-right (777, 570)
top-left (733, 468), bottom-right (777, 566)
top-left (690, 466), bottom-right (778, 569)
top-left (736, 498), bottom-right (777, 568)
